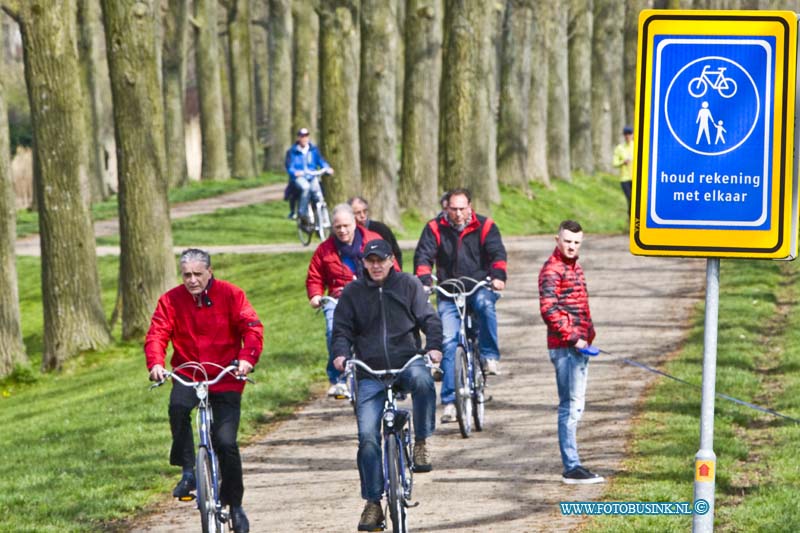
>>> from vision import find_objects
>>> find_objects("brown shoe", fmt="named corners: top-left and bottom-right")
top-left (413, 439), bottom-right (432, 473)
top-left (358, 500), bottom-right (385, 531)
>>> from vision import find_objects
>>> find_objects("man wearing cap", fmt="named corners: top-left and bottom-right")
top-left (613, 126), bottom-right (634, 213)
top-left (332, 239), bottom-right (443, 532)
top-left (284, 127), bottom-right (334, 223)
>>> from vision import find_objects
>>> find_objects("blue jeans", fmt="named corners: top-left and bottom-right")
top-left (355, 359), bottom-right (436, 501)
top-left (323, 299), bottom-right (340, 384)
top-left (549, 347), bottom-right (589, 472)
top-left (296, 176), bottom-right (323, 218)
top-left (438, 287), bottom-right (500, 405)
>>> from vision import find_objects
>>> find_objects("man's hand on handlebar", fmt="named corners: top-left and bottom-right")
top-left (490, 279), bottom-right (505, 291)
top-left (149, 364), bottom-right (167, 382)
top-left (426, 350), bottom-right (443, 364)
top-left (236, 360), bottom-right (254, 377)
top-left (309, 295), bottom-right (322, 309)
top-left (333, 355), bottom-right (347, 372)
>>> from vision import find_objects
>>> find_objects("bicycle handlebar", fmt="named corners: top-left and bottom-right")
top-left (433, 277), bottom-right (492, 300)
top-left (297, 168), bottom-right (330, 178)
top-left (150, 362), bottom-right (253, 390)
top-left (345, 354), bottom-right (431, 378)
top-left (319, 296), bottom-right (338, 305)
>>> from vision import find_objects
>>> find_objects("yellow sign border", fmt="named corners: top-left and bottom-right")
top-left (631, 10), bottom-right (798, 259)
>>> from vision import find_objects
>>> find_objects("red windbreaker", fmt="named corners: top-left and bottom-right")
top-left (144, 278), bottom-right (264, 393)
top-left (538, 247), bottom-right (595, 349)
top-left (305, 226), bottom-right (396, 299)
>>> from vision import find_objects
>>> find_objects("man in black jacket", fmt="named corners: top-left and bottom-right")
top-left (332, 239), bottom-right (443, 532)
top-left (413, 188), bottom-right (507, 423)
top-left (348, 196), bottom-right (404, 270)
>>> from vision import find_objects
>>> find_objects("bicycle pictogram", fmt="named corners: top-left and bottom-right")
top-left (688, 65), bottom-right (737, 98)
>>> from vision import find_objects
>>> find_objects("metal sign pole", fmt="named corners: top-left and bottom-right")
top-left (693, 257), bottom-right (719, 532)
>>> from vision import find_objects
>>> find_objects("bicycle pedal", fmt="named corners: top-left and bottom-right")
top-left (333, 393), bottom-right (351, 400)
top-left (177, 494), bottom-right (196, 502)
top-left (406, 500), bottom-right (420, 508)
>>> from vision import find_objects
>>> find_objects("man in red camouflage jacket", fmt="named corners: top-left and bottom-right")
top-left (538, 220), bottom-right (604, 485)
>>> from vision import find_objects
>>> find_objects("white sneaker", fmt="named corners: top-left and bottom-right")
top-left (330, 382), bottom-right (350, 399)
top-left (484, 359), bottom-right (501, 376)
top-left (440, 403), bottom-right (457, 423)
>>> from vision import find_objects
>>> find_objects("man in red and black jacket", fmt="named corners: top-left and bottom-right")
top-left (538, 220), bottom-right (604, 485)
top-left (145, 248), bottom-right (263, 533)
top-left (413, 188), bottom-right (507, 423)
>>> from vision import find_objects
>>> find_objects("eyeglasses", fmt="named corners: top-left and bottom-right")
top-left (447, 206), bottom-right (469, 212)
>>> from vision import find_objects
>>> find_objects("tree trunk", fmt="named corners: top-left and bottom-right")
top-left (194, 0), bottom-right (230, 180)
top-left (624, 0), bottom-right (652, 128)
top-left (568, 0), bottom-right (593, 174)
top-left (527, 2), bottom-right (549, 185)
top-left (440, 0), bottom-right (498, 210)
top-left (77, 0), bottom-right (112, 201)
top-left (162, 0), bottom-right (189, 187)
top-left (547, 0), bottom-right (570, 181)
top-left (395, 0), bottom-right (405, 139)
top-left (497, 0), bottom-right (534, 189)
top-left (226, 0), bottom-right (259, 177)
top-left (292, 0), bottom-right (319, 135)
top-left (318, 0), bottom-right (362, 203)
top-left (592, 0), bottom-right (624, 173)
top-left (399, 0), bottom-right (441, 216)
top-left (101, 0), bottom-right (176, 340)
top-left (359, 0), bottom-right (400, 226)
top-left (252, 0), bottom-right (268, 154)
top-left (0, 26), bottom-right (27, 377)
top-left (264, 0), bottom-right (293, 170)
top-left (16, 0), bottom-right (111, 370)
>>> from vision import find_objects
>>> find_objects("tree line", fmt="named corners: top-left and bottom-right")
top-left (0, 0), bottom-right (796, 377)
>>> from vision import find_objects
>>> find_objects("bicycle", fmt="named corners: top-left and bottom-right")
top-left (295, 168), bottom-right (332, 246)
top-left (688, 64), bottom-right (737, 98)
top-left (433, 277), bottom-right (493, 439)
top-left (345, 355), bottom-right (431, 533)
top-left (150, 361), bottom-right (253, 533)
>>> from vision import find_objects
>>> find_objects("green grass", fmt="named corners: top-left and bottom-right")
top-left (1, 252), bottom-right (324, 532)
top-left (583, 259), bottom-right (800, 532)
top-left (94, 173), bottom-right (630, 247)
top-left (15, 172), bottom-right (285, 239)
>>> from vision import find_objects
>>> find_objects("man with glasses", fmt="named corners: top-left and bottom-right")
top-left (348, 196), bottom-right (403, 270)
top-left (413, 188), bottom-right (507, 423)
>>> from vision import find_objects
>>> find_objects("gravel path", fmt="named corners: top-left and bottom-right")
top-left (131, 233), bottom-right (705, 532)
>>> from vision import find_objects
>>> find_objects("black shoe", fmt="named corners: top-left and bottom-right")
top-left (358, 501), bottom-right (385, 531)
top-left (172, 474), bottom-right (195, 499)
top-left (230, 506), bottom-right (250, 533)
top-left (562, 466), bottom-right (605, 484)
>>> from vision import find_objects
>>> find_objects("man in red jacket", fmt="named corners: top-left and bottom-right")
top-left (538, 220), bottom-right (604, 485)
top-left (306, 203), bottom-right (390, 397)
top-left (145, 249), bottom-right (263, 533)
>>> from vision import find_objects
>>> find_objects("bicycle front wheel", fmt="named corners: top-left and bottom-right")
top-left (387, 436), bottom-right (408, 533)
top-left (471, 341), bottom-right (486, 431)
top-left (454, 345), bottom-right (472, 438)
top-left (196, 447), bottom-right (215, 533)
top-left (316, 203), bottom-right (331, 241)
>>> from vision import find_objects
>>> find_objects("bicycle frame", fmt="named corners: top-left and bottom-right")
top-left (151, 362), bottom-right (250, 532)
top-left (346, 356), bottom-right (428, 531)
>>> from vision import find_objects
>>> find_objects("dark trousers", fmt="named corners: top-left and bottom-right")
top-left (168, 382), bottom-right (244, 507)
top-left (620, 180), bottom-right (632, 213)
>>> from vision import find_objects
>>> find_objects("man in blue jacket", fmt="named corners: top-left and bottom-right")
top-left (284, 128), bottom-right (334, 222)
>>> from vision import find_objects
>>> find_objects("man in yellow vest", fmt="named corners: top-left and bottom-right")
top-left (612, 125), bottom-right (634, 213)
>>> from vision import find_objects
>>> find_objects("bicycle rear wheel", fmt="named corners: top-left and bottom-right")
top-left (387, 436), bottom-right (408, 533)
top-left (454, 345), bottom-right (472, 438)
top-left (471, 341), bottom-right (485, 431)
top-left (196, 447), bottom-right (215, 533)
top-left (296, 205), bottom-right (314, 246)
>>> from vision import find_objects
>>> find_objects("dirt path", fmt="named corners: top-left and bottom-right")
top-left (132, 234), bottom-right (705, 532)
top-left (14, 183), bottom-right (285, 256)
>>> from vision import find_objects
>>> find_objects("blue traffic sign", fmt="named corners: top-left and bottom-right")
top-left (649, 36), bottom-right (773, 229)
